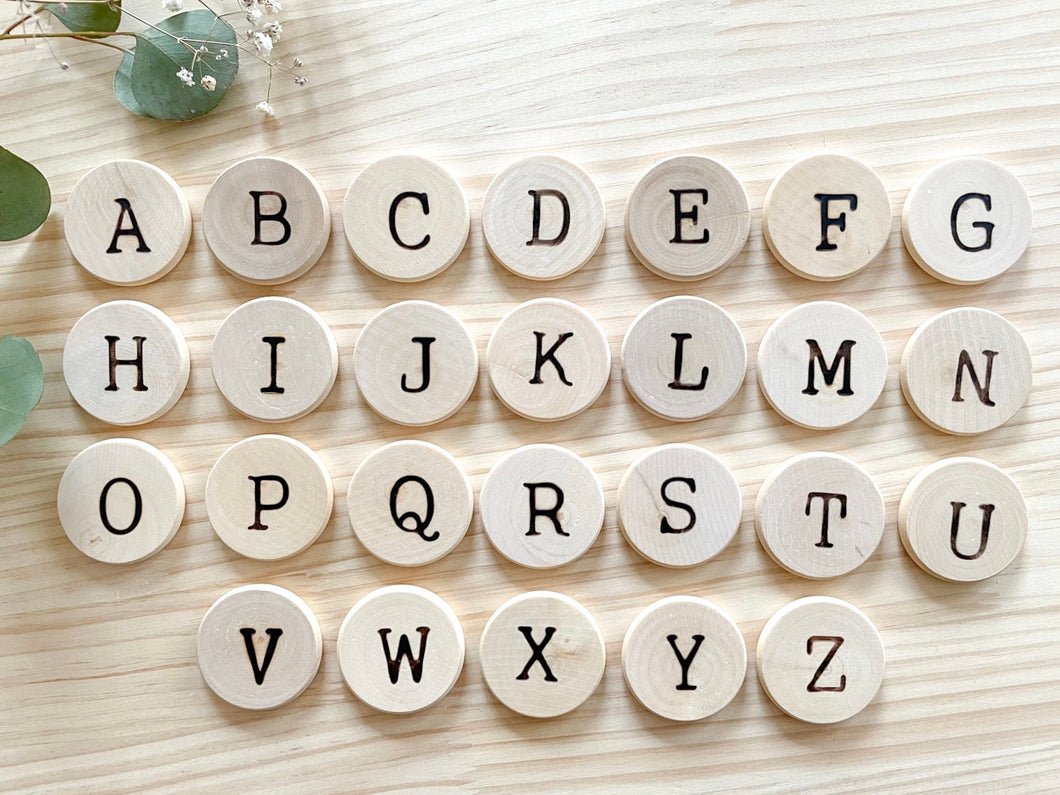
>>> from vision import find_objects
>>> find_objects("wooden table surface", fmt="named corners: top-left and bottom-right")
top-left (2, 1), bottom-right (1058, 791)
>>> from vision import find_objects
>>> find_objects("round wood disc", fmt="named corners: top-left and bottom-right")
top-left (353, 300), bottom-right (478, 426)
top-left (902, 157), bottom-right (1032, 284)
top-left (762, 153), bottom-right (892, 281)
top-left (212, 297), bottom-right (338, 422)
top-left (202, 156), bottom-right (330, 285)
top-left (756, 596), bottom-right (885, 724)
top-left (337, 585), bottom-right (465, 713)
top-left (617, 443), bottom-right (742, 568)
top-left (343, 155), bottom-right (470, 282)
top-left (898, 457), bottom-right (1027, 582)
top-left (757, 301), bottom-right (887, 430)
top-left (63, 300), bottom-right (190, 426)
top-left (482, 155), bottom-right (605, 280)
top-left (347, 441), bottom-right (473, 566)
top-left (197, 584), bottom-right (322, 711)
top-left (621, 296), bottom-right (747, 421)
top-left (58, 438), bottom-right (185, 564)
top-left (205, 435), bottom-right (333, 561)
top-left (480, 444), bottom-right (604, 569)
top-left (622, 596), bottom-right (746, 721)
top-left (486, 298), bottom-right (610, 421)
top-left (900, 307), bottom-right (1031, 435)
top-left (755, 452), bottom-right (885, 579)
top-left (625, 155), bottom-right (750, 281)
top-left (64, 159), bottom-right (191, 285)
top-left (479, 591), bottom-right (606, 718)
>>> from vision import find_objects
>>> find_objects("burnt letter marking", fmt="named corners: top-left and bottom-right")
top-left (516, 626), bottom-right (557, 682)
top-left (530, 331), bottom-right (574, 386)
top-left (950, 192), bottom-right (994, 252)
top-left (400, 337), bottom-right (436, 393)
top-left (805, 492), bottom-right (848, 549)
top-left (247, 475), bottom-right (289, 530)
top-left (814, 194), bottom-right (858, 252)
top-left (249, 191), bottom-right (292, 246)
top-left (803, 339), bottom-right (856, 396)
top-left (952, 349), bottom-right (998, 406)
top-left (669, 189), bottom-right (709, 244)
top-left (659, 477), bottom-right (697, 534)
top-left (240, 627), bottom-right (284, 686)
top-left (949, 501), bottom-right (994, 561)
top-left (667, 333), bottom-right (708, 391)
top-left (526, 189), bottom-right (570, 247)
top-left (378, 627), bottom-right (431, 684)
top-left (389, 475), bottom-right (438, 542)
top-left (666, 634), bottom-right (705, 691)
top-left (106, 198), bottom-right (151, 254)
top-left (806, 635), bottom-right (846, 692)
top-left (523, 482), bottom-right (567, 537)
top-left (388, 191), bottom-right (430, 250)
top-left (261, 336), bottom-right (286, 394)
top-left (105, 335), bottom-right (148, 392)
top-left (98, 477), bottom-right (143, 535)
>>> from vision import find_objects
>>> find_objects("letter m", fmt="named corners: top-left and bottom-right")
top-left (803, 339), bottom-right (856, 396)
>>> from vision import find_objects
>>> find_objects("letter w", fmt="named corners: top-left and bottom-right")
top-left (378, 627), bottom-right (431, 684)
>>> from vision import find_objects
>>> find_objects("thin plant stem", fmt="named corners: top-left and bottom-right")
top-left (0, 29), bottom-right (133, 38)
top-left (72, 32), bottom-right (128, 51)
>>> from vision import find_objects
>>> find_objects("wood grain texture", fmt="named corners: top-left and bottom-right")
top-left (1, 0), bottom-right (1059, 790)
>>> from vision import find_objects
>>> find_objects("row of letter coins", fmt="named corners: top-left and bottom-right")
top-left (63, 153), bottom-right (1031, 286)
top-left (59, 437), bottom-right (1027, 583)
top-left (198, 585), bottom-right (884, 724)
top-left (63, 297), bottom-right (1032, 433)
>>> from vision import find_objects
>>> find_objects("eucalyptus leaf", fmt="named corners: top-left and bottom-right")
top-left (0, 147), bottom-right (50, 242)
top-left (130, 10), bottom-right (238, 121)
top-left (0, 336), bottom-right (44, 448)
top-left (113, 49), bottom-right (154, 118)
top-left (45, 0), bottom-right (121, 33)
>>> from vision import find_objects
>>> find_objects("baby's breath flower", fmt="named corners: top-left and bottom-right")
top-left (176, 67), bottom-right (194, 86)
top-left (59, 61), bottom-right (69, 70)
top-left (161, 0), bottom-right (182, 12)
top-left (252, 31), bottom-right (273, 55)
top-left (256, 100), bottom-right (275, 116)
top-left (262, 21), bottom-right (282, 42)
top-left (292, 57), bottom-right (303, 68)
top-left (56, 1), bottom-right (67, 12)
top-left (294, 75), bottom-right (307, 86)
top-left (201, 74), bottom-right (217, 91)
top-left (263, 0), bottom-right (282, 13)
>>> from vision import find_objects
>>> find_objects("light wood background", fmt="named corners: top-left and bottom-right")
top-left (2, 1), bottom-right (1058, 790)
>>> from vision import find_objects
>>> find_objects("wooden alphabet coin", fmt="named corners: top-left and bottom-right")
top-left (202, 157), bottom-right (330, 284)
top-left (347, 441), bottom-right (473, 566)
top-left (622, 596), bottom-right (746, 721)
top-left (762, 153), bottom-right (892, 281)
top-left (343, 155), bottom-right (470, 282)
top-left (487, 298), bottom-right (610, 421)
top-left (64, 160), bottom-right (191, 285)
top-left (212, 297), bottom-right (338, 423)
top-left (757, 596), bottom-right (884, 724)
top-left (480, 444), bottom-right (604, 569)
top-left (755, 452), bottom-right (885, 579)
top-left (337, 585), bottom-right (464, 713)
top-left (900, 307), bottom-right (1031, 435)
top-left (757, 301), bottom-right (887, 430)
top-left (479, 591), bottom-right (606, 718)
top-left (353, 301), bottom-right (478, 426)
top-left (63, 300), bottom-right (190, 426)
top-left (617, 444), bottom-right (741, 568)
top-left (902, 157), bottom-right (1032, 284)
top-left (197, 584), bottom-right (322, 711)
top-left (481, 155), bottom-right (605, 280)
top-left (625, 155), bottom-right (751, 281)
top-left (621, 296), bottom-right (747, 421)
top-left (898, 457), bottom-right (1027, 582)
top-left (58, 439), bottom-right (184, 564)
top-left (205, 435), bottom-right (333, 561)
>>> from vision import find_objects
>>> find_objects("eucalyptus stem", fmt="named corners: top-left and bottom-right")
top-left (72, 32), bottom-right (129, 51)
top-left (0, 29), bottom-right (133, 38)
top-left (2, 12), bottom-right (33, 34)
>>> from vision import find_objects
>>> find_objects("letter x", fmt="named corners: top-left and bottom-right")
top-left (515, 626), bottom-right (558, 682)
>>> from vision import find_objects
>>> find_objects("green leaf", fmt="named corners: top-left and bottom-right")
top-left (129, 10), bottom-right (238, 121)
top-left (0, 336), bottom-right (44, 448)
top-left (113, 49), bottom-right (154, 118)
top-left (45, 0), bottom-right (121, 34)
top-left (0, 147), bottom-right (50, 242)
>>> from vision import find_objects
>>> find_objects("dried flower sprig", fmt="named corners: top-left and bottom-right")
top-left (0, 0), bottom-right (308, 120)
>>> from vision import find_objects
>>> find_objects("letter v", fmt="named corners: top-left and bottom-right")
top-left (239, 627), bottom-right (284, 686)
